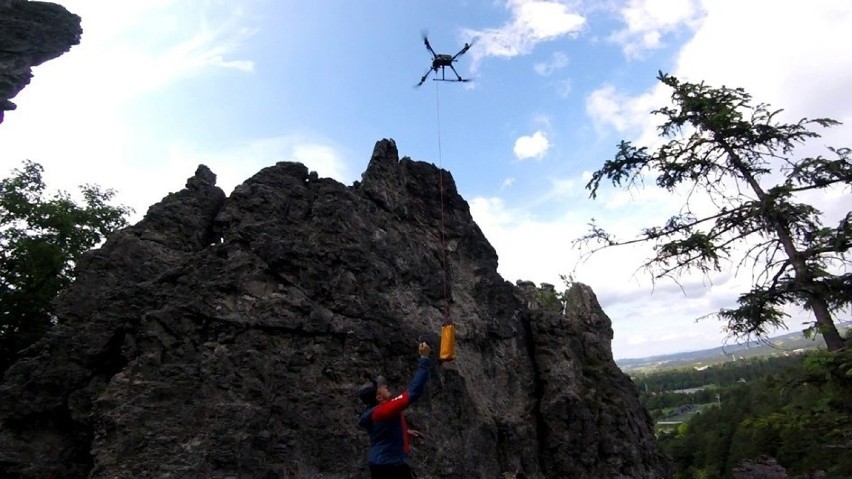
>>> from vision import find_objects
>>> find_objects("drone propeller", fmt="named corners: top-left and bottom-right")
top-left (421, 30), bottom-right (437, 58)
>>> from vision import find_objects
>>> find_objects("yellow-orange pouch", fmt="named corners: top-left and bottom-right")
top-left (439, 323), bottom-right (455, 361)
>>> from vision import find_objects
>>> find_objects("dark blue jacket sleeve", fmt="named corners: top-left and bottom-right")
top-left (406, 357), bottom-right (431, 403)
top-left (358, 408), bottom-right (374, 429)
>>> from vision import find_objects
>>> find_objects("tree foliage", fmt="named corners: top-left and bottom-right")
top-left (0, 161), bottom-right (131, 372)
top-left (655, 348), bottom-right (852, 478)
top-left (530, 274), bottom-right (575, 313)
top-left (577, 72), bottom-right (852, 350)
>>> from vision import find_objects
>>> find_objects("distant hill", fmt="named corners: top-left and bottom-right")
top-left (616, 321), bottom-right (851, 374)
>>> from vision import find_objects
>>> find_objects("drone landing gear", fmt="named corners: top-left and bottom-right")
top-left (434, 64), bottom-right (467, 82)
top-left (418, 62), bottom-right (469, 86)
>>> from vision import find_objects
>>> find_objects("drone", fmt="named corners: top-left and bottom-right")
top-left (416, 34), bottom-right (472, 87)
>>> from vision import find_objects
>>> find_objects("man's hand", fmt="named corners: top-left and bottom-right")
top-left (418, 341), bottom-right (431, 357)
top-left (408, 429), bottom-right (424, 439)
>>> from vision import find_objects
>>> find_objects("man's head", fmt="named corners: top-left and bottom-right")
top-left (375, 376), bottom-right (391, 402)
top-left (357, 375), bottom-right (389, 407)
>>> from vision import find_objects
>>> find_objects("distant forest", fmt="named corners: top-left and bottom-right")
top-left (635, 354), bottom-right (806, 414)
top-left (632, 350), bottom-right (852, 478)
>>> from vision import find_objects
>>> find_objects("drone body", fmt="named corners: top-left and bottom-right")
top-left (432, 54), bottom-right (455, 69)
top-left (417, 35), bottom-right (471, 87)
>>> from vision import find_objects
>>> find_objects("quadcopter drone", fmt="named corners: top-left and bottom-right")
top-left (416, 34), bottom-right (472, 87)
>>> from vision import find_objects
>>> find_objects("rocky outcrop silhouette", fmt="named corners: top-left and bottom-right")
top-left (0, 139), bottom-right (669, 478)
top-left (0, 0), bottom-right (81, 121)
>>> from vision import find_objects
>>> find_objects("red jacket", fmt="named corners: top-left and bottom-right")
top-left (358, 357), bottom-right (430, 465)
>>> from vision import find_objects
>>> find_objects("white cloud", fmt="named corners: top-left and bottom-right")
top-left (598, 1), bottom-right (852, 145)
top-left (676, 0), bottom-right (852, 124)
top-left (289, 143), bottom-right (352, 183)
top-left (611, 0), bottom-right (703, 59)
top-left (111, 135), bottom-right (353, 224)
top-left (555, 79), bottom-right (573, 98)
top-left (50, 1), bottom-right (254, 103)
top-left (0, 1), bottom-right (258, 221)
top-left (463, 0), bottom-right (586, 72)
top-left (501, 177), bottom-right (516, 189)
top-left (169, 136), bottom-right (352, 190)
top-left (470, 194), bottom-right (581, 282)
top-left (534, 51), bottom-right (569, 76)
top-left (585, 84), bottom-right (664, 144)
top-left (547, 177), bottom-right (577, 197)
top-left (513, 131), bottom-right (550, 160)
top-left (585, 85), bottom-right (625, 130)
top-left (602, 183), bottom-right (672, 211)
top-left (469, 196), bottom-right (525, 230)
top-left (467, 185), bottom-right (749, 359)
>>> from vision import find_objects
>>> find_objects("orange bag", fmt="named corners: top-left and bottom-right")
top-left (439, 323), bottom-right (455, 361)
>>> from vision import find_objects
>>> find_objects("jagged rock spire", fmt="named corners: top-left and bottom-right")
top-left (0, 140), bottom-right (669, 478)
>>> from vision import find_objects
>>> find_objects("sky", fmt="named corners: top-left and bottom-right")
top-left (1, 0), bottom-right (850, 360)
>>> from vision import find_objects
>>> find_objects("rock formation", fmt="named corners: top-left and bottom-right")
top-left (731, 456), bottom-right (827, 479)
top-left (0, 139), bottom-right (669, 478)
top-left (0, 0), bottom-right (81, 121)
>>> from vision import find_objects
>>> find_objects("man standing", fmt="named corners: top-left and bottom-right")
top-left (358, 342), bottom-right (431, 479)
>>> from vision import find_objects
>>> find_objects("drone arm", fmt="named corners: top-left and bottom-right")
top-left (451, 43), bottom-right (471, 61)
top-left (423, 37), bottom-right (438, 58)
top-left (416, 67), bottom-right (434, 87)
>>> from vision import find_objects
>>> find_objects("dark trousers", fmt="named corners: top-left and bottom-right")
top-left (369, 463), bottom-right (415, 479)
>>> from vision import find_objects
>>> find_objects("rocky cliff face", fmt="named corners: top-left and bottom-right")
top-left (0, 0), bottom-right (81, 121)
top-left (0, 139), bottom-right (669, 478)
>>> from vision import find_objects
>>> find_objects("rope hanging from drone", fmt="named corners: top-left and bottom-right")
top-left (417, 33), bottom-right (472, 362)
top-left (434, 82), bottom-right (455, 363)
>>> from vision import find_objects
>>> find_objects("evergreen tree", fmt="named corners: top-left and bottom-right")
top-left (579, 72), bottom-right (852, 350)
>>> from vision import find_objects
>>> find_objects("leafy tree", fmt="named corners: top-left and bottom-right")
top-left (0, 160), bottom-right (131, 372)
top-left (578, 72), bottom-right (852, 350)
top-left (657, 349), bottom-right (852, 477)
top-left (531, 274), bottom-right (575, 313)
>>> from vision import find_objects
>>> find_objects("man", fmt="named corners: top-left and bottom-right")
top-left (358, 342), bottom-right (431, 479)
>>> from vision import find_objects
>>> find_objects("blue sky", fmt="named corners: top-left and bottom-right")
top-left (2, 0), bottom-right (850, 359)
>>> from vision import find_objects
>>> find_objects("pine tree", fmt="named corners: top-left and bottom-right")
top-left (579, 72), bottom-right (851, 350)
